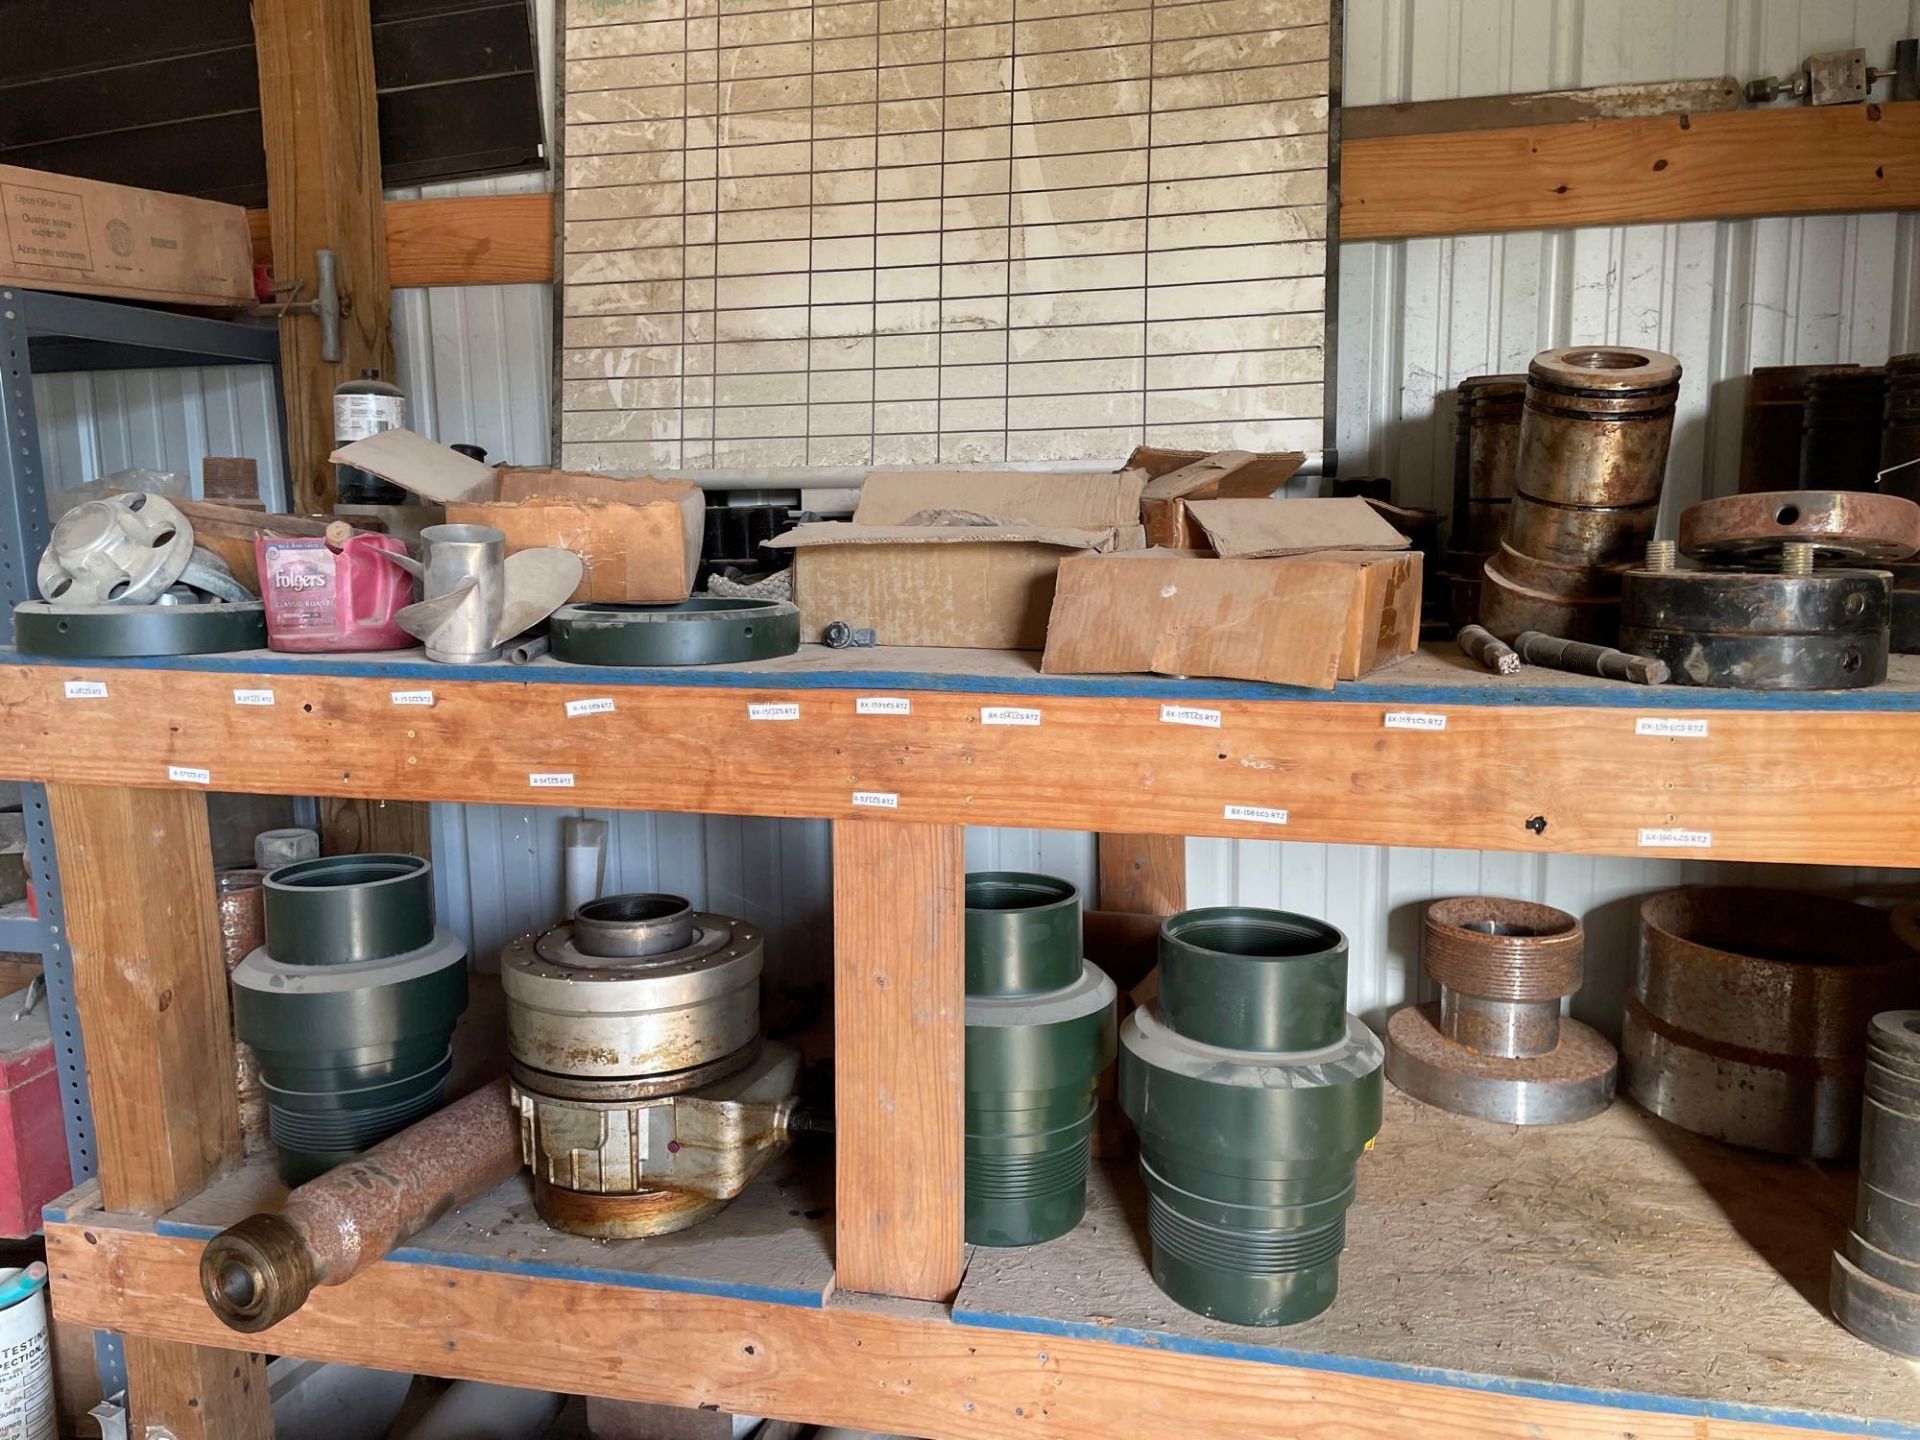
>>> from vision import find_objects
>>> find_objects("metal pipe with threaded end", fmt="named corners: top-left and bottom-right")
top-left (1513, 631), bottom-right (1671, 685)
top-left (1457, 624), bottom-right (1520, 675)
top-left (199, 1078), bottom-right (521, 1333)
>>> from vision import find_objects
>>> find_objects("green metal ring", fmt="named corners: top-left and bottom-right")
top-left (262, 853), bottom-right (435, 966)
top-left (14, 600), bottom-right (265, 657)
top-left (1160, 907), bottom-right (1349, 1053)
top-left (549, 599), bottom-right (800, 666)
top-left (965, 871), bottom-right (1082, 996)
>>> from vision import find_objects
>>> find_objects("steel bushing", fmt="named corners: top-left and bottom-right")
top-left (1741, 365), bottom-right (1862, 494)
top-left (263, 854), bottom-right (435, 967)
top-left (1886, 353), bottom-right (1920, 496)
top-left (1624, 887), bottom-right (1920, 1159)
top-left (1620, 566), bottom-right (1890, 690)
top-left (1801, 366), bottom-right (1888, 491)
top-left (1834, 1011), bottom-right (1920, 1358)
top-left (1679, 490), bottom-right (1920, 566)
top-left (1478, 549), bottom-right (1620, 646)
top-left (1516, 347), bottom-right (1682, 508)
top-left (1462, 375), bottom-right (1525, 553)
top-left (1503, 491), bottom-right (1660, 572)
top-left (1120, 908), bottom-right (1383, 1327)
top-left (1385, 899), bottom-right (1615, 1126)
top-left (14, 599), bottom-right (266, 657)
top-left (502, 909), bottom-right (762, 1091)
top-left (569, 892), bottom-right (696, 962)
top-left (232, 926), bottom-right (469, 1186)
top-left (963, 873), bottom-right (1116, 1248)
top-left (549, 598), bottom-right (800, 666)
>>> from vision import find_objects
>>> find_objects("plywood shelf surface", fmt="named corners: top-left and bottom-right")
top-left (46, 1092), bottom-right (1914, 1438)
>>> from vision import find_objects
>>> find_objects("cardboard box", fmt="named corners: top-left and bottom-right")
top-left (0, 164), bottom-right (253, 307)
top-left (1187, 497), bottom-right (1411, 559)
top-left (1132, 449), bottom-right (1307, 548)
top-left (332, 430), bottom-right (705, 602)
top-left (765, 469), bottom-right (1147, 648)
top-left (1041, 548), bottom-right (1423, 690)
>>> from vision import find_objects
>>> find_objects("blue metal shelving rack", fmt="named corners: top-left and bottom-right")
top-left (0, 286), bottom-right (284, 1396)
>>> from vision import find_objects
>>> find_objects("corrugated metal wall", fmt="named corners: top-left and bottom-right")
top-left (33, 0), bottom-right (1920, 1025)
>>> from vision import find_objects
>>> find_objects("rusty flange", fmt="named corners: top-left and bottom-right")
top-left (1385, 897), bottom-right (1615, 1126)
top-left (1478, 549), bottom-right (1621, 644)
top-left (1679, 490), bottom-right (1920, 566)
top-left (1623, 887), bottom-right (1920, 1158)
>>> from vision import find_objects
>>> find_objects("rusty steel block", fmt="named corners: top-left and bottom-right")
top-left (1620, 565), bottom-right (1890, 690)
top-left (1679, 489), bottom-right (1920, 566)
top-left (1623, 887), bottom-right (1920, 1159)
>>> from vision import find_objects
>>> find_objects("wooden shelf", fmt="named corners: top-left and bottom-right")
top-left (3, 645), bottom-right (1918, 866)
top-left (45, 1094), bottom-right (1912, 1438)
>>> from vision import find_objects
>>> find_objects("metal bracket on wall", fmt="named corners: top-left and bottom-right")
top-left (276, 249), bottom-right (343, 363)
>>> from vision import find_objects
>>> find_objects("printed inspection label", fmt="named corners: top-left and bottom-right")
top-left (1384, 711), bottom-right (1446, 731)
top-left (62, 679), bottom-right (107, 699)
top-left (529, 772), bottom-right (576, 789)
top-left (1160, 703), bottom-right (1221, 729)
top-left (167, 765), bottom-right (211, 786)
top-left (390, 690), bottom-right (434, 707)
top-left (1224, 804), bottom-right (1288, 826)
top-left (1635, 717), bottom-right (1708, 738)
top-left (851, 791), bottom-right (900, 809)
top-left (565, 697), bottom-right (615, 718)
top-left (857, 696), bottom-right (911, 716)
top-left (233, 688), bottom-right (275, 707)
top-left (981, 705), bottom-right (1041, 726)
top-left (749, 702), bottom-right (800, 721)
top-left (1639, 827), bottom-right (1711, 849)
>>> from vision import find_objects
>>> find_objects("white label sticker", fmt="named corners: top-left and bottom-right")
top-left (232, 688), bottom-right (275, 707)
top-left (390, 690), bottom-right (435, 707)
top-left (1639, 827), bottom-right (1712, 849)
top-left (62, 679), bottom-right (107, 700)
top-left (1160, 703), bottom-right (1221, 729)
top-left (1384, 711), bottom-right (1447, 732)
top-left (529, 772), bottom-right (576, 789)
top-left (851, 791), bottom-right (900, 809)
top-left (167, 765), bottom-right (211, 786)
top-left (1225, 804), bottom-right (1288, 826)
top-left (334, 391), bottom-right (407, 443)
top-left (749, 702), bottom-right (800, 721)
top-left (981, 706), bottom-right (1041, 727)
top-left (857, 696), bottom-right (912, 716)
top-left (1635, 717), bottom-right (1709, 738)
top-left (565, 697), bottom-right (615, 718)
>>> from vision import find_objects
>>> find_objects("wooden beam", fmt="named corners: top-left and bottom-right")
top-left (1343, 100), bottom-right (1920, 241)
top-left (831, 819), bottom-right (964, 1301)
top-left (45, 1218), bottom-right (1857, 1440)
top-left (239, 102), bottom-right (1920, 287)
top-left (3, 661), bottom-right (1919, 868)
top-left (1095, 835), bottom-right (1187, 918)
top-left (253, 0), bottom-right (394, 513)
top-left (46, 784), bottom-right (271, 1439)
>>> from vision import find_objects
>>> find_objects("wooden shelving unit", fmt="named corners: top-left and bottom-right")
top-left (12, 643), bottom-right (1920, 1440)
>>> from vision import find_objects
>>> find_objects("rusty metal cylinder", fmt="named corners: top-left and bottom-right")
top-left (1464, 375), bottom-right (1526, 552)
top-left (1421, 899), bottom-right (1584, 1059)
top-left (200, 1077), bottom-right (522, 1333)
top-left (217, 868), bottom-right (272, 1157)
top-left (1480, 346), bottom-right (1682, 643)
top-left (1624, 887), bottom-right (1920, 1159)
top-left (1740, 364), bottom-right (1860, 494)
top-left (1886, 354), bottom-right (1920, 499)
top-left (1834, 1010), bottom-right (1920, 1358)
top-left (1802, 366), bottom-right (1889, 491)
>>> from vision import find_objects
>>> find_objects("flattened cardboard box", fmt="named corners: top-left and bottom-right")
top-left (766, 469), bottom-right (1147, 649)
top-left (1042, 548), bottom-right (1423, 690)
top-left (1187, 497), bottom-right (1411, 558)
top-left (0, 164), bottom-right (253, 307)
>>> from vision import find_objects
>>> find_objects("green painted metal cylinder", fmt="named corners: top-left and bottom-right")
top-left (964, 872), bottom-right (1115, 1247)
top-left (235, 854), bottom-right (467, 1184)
top-left (1121, 907), bottom-right (1383, 1326)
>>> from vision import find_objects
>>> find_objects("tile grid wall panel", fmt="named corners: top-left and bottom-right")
top-left (556, 0), bottom-right (1334, 470)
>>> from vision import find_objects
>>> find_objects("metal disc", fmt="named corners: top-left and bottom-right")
top-left (549, 598), bottom-right (800, 666)
top-left (1620, 624), bottom-right (1887, 690)
top-left (1385, 1003), bottom-right (1616, 1126)
top-left (1621, 567), bottom-right (1889, 635)
top-left (1679, 490), bottom-right (1920, 565)
top-left (14, 599), bottom-right (265, 657)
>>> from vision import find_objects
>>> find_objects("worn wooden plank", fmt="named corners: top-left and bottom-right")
top-left (1342, 76), bottom-right (1740, 140)
top-left (253, 0), bottom-right (394, 513)
top-left (43, 1217), bottom-right (1863, 1440)
top-left (1343, 100), bottom-right (1920, 241)
top-left (45, 783), bottom-right (272, 1439)
top-left (1, 663), bottom-right (1915, 867)
top-left (1095, 834), bottom-right (1187, 917)
top-left (832, 819), bottom-right (964, 1301)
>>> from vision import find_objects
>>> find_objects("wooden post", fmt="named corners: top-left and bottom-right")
top-left (47, 785), bottom-right (272, 1438)
top-left (1096, 834), bottom-right (1187, 918)
top-left (831, 819), bottom-right (964, 1301)
top-left (253, 0), bottom-right (394, 514)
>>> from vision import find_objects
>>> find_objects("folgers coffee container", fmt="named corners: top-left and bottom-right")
top-left (257, 531), bottom-right (414, 652)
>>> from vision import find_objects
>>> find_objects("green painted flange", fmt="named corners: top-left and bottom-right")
top-left (549, 599), bottom-right (800, 666)
top-left (1121, 907), bottom-right (1383, 1326)
top-left (14, 600), bottom-right (265, 657)
top-left (965, 871), bottom-right (1081, 995)
top-left (263, 853), bottom-right (435, 967)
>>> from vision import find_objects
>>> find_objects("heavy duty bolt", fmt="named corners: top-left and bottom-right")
top-left (1780, 541), bottom-right (1817, 575)
top-left (1643, 539), bottom-right (1678, 571)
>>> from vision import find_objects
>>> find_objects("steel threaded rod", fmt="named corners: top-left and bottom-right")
top-left (1780, 541), bottom-right (1817, 575)
top-left (1644, 539), bottom-right (1678, 572)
